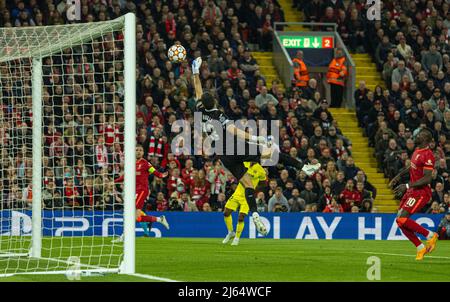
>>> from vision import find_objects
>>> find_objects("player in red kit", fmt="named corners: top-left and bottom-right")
top-left (389, 129), bottom-right (439, 260)
top-left (113, 145), bottom-right (169, 242)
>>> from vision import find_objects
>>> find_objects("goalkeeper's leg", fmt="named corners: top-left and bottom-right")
top-left (261, 138), bottom-right (320, 174)
top-left (278, 152), bottom-right (304, 170)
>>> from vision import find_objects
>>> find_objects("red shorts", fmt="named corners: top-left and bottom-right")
top-left (399, 188), bottom-right (431, 214)
top-left (135, 190), bottom-right (149, 210)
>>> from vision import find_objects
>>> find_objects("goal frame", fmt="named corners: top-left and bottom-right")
top-left (0, 13), bottom-right (136, 277)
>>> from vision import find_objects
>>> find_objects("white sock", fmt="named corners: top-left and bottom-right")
top-left (156, 217), bottom-right (161, 222)
top-left (426, 231), bottom-right (434, 240)
top-left (417, 243), bottom-right (425, 251)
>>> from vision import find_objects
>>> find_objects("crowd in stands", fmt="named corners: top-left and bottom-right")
top-left (0, 0), bottom-right (448, 215)
top-left (345, 0), bottom-right (449, 214)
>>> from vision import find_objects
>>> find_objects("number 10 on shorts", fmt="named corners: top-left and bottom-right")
top-left (406, 197), bottom-right (416, 207)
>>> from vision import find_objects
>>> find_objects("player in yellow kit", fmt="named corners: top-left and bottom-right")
top-left (223, 162), bottom-right (268, 246)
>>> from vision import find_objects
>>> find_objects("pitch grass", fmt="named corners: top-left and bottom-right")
top-left (1, 238), bottom-right (450, 282)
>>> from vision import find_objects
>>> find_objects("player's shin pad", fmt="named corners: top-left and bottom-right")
top-left (245, 188), bottom-right (257, 212)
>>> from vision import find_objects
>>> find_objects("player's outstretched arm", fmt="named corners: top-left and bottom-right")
top-left (149, 165), bottom-right (168, 178)
top-left (192, 57), bottom-right (203, 101)
top-left (193, 73), bottom-right (203, 101)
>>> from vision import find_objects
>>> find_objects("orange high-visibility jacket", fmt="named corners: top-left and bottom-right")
top-left (326, 56), bottom-right (348, 86)
top-left (293, 58), bottom-right (309, 87)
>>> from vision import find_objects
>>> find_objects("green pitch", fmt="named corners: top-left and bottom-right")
top-left (1, 238), bottom-right (450, 282)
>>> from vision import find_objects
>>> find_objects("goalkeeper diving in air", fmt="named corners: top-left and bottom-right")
top-left (191, 57), bottom-right (320, 236)
top-left (113, 145), bottom-right (169, 242)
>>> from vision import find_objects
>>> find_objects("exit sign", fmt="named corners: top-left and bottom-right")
top-left (280, 36), bottom-right (334, 49)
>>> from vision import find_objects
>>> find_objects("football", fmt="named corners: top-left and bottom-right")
top-left (167, 44), bottom-right (187, 63)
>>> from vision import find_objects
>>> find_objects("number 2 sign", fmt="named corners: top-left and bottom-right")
top-left (322, 37), bottom-right (333, 49)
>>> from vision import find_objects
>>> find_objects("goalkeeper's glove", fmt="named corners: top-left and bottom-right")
top-left (250, 135), bottom-right (267, 145)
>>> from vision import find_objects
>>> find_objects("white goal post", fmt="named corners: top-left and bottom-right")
top-left (0, 13), bottom-right (136, 276)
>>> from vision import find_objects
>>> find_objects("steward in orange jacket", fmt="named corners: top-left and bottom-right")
top-left (327, 57), bottom-right (347, 86)
top-left (292, 50), bottom-right (309, 88)
top-left (327, 48), bottom-right (348, 107)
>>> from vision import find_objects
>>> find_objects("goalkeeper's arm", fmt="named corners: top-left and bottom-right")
top-left (192, 57), bottom-right (204, 105)
top-left (193, 72), bottom-right (203, 102)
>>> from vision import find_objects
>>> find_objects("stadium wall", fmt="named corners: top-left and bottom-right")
top-left (0, 211), bottom-right (443, 240)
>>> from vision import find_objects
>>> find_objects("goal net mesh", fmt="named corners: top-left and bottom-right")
top-left (0, 17), bottom-right (128, 275)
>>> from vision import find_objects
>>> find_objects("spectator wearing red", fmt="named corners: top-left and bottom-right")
top-left (190, 169), bottom-right (210, 210)
top-left (83, 177), bottom-right (95, 208)
top-left (104, 115), bottom-right (115, 147)
top-left (339, 179), bottom-right (360, 212)
top-left (323, 197), bottom-right (344, 213)
top-left (64, 178), bottom-right (81, 207)
top-left (161, 153), bottom-right (181, 170)
top-left (181, 159), bottom-right (194, 181)
top-left (95, 136), bottom-right (108, 170)
top-left (167, 168), bottom-right (184, 198)
top-left (227, 59), bottom-right (241, 81)
top-left (156, 192), bottom-right (169, 211)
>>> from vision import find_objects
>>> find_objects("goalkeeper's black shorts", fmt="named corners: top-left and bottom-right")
top-left (219, 154), bottom-right (261, 181)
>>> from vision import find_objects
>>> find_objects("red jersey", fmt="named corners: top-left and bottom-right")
top-left (114, 158), bottom-right (163, 192)
top-left (399, 147), bottom-right (435, 214)
top-left (340, 189), bottom-right (361, 212)
top-left (410, 147), bottom-right (435, 190)
top-left (104, 124), bottom-right (115, 146)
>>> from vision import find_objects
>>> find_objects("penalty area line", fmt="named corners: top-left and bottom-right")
top-left (128, 273), bottom-right (181, 282)
top-left (361, 251), bottom-right (450, 260)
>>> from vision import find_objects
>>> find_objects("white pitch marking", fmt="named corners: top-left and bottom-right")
top-left (361, 251), bottom-right (450, 260)
top-left (129, 273), bottom-right (181, 282)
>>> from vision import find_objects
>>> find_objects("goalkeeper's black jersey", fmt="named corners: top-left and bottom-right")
top-left (196, 102), bottom-right (232, 156)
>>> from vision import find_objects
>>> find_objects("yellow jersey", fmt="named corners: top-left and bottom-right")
top-left (233, 162), bottom-right (267, 198)
top-left (225, 162), bottom-right (267, 214)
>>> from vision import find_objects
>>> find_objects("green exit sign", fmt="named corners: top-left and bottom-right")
top-left (280, 36), bottom-right (334, 49)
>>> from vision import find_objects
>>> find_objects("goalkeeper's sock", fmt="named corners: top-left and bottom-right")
top-left (224, 215), bottom-right (233, 233)
top-left (138, 215), bottom-right (158, 223)
top-left (278, 152), bottom-right (303, 170)
top-left (140, 222), bottom-right (151, 236)
top-left (245, 188), bottom-right (257, 212)
top-left (236, 220), bottom-right (245, 239)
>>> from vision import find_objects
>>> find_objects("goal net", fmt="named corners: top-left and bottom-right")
top-left (0, 14), bottom-right (136, 277)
